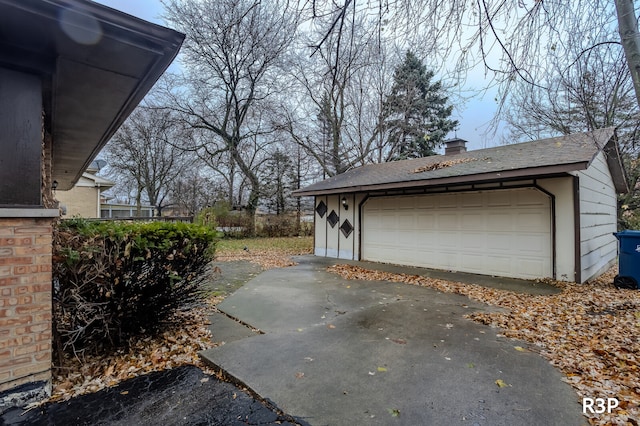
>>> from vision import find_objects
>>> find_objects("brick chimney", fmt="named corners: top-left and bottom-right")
top-left (444, 138), bottom-right (467, 156)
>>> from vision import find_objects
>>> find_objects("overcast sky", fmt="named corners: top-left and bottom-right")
top-left (93, 0), bottom-right (502, 150)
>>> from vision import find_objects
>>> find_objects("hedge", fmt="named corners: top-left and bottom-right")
top-left (52, 219), bottom-right (217, 357)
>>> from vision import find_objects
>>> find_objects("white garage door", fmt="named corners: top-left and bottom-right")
top-left (362, 189), bottom-right (553, 279)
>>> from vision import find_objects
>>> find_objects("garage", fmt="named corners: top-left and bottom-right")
top-left (362, 189), bottom-right (552, 279)
top-left (294, 129), bottom-right (629, 283)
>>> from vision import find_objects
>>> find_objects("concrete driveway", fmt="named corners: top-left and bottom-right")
top-left (201, 256), bottom-right (586, 426)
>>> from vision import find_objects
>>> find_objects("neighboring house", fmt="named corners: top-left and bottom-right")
top-left (0, 0), bottom-right (183, 411)
top-left (100, 203), bottom-right (154, 219)
top-left (294, 128), bottom-right (628, 283)
top-left (56, 162), bottom-right (115, 218)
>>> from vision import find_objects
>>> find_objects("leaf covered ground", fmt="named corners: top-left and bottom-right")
top-left (48, 302), bottom-right (220, 404)
top-left (45, 237), bottom-right (312, 404)
top-left (214, 236), bottom-right (313, 269)
top-left (327, 263), bottom-right (640, 426)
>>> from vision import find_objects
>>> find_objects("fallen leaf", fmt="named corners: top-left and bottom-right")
top-left (390, 338), bottom-right (407, 345)
top-left (295, 372), bottom-right (305, 379)
top-left (495, 379), bottom-right (509, 388)
top-left (327, 324), bottom-right (336, 329)
top-left (388, 408), bottom-right (401, 417)
top-left (467, 363), bottom-right (475, 368)
top-left (377, 367), bottom-right (387, 372)
top-left (514, 346), bottom-right (526, 352)
top-left (327, 263), bottom-right (640, 424)
top-left (120, 391), bottom-right (129, 395)
top-left (200, 377), bottom-right (209, 383)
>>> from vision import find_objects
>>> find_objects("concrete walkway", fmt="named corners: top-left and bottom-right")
top-left (201, 256), bottom-right (586, 426)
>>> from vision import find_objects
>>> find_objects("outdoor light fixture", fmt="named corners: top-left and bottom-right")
top-left (52, 180), bottom-right (58, 190)
top-left (342, 196), bottom-right (348, 210)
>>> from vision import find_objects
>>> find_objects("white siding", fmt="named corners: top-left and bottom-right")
top-left (314, 196), bottom-right (328, 257)
top-left (578, 152), bottom-right (618, 281)
top-left (537, 177), bottom-right (576, 281)
top-left (314, 194), bottom-right (363, 260)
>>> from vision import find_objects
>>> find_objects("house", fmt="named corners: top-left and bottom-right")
top-left (0, 0), bottom-right (183, 411)
top-left (56, 161), bottom-right (115, 218)
top-left (100, 202), bottom-right (155, 219)
top-left (293, 128), bottom-right (628, 283)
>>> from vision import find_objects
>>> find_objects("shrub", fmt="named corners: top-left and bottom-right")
top-left (257, 215), bottom-right (297, 237)
top-left (52, 219), bottom-right (217, 357)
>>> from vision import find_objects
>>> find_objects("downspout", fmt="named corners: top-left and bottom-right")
top-left (573, 176), bottom-right (582, 283)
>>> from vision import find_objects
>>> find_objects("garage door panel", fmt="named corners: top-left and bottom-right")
top-left (363, 190), bottom-right (552, 280)
top-left (461, 213), bottom-right (484, 229)
top-left (515, 233), bottom-right (548, 253)
top-left (461, 192), bottom-right (483, 207)
top-left (487, 213), bottom-right (513, 231)
top-left (486, 233), bottom-right (512, 251)
top-left (516, 191), bottom-right (546, 206)
top-left (417, 213), bottom-right (435, 227)
top-left (464, 232), bottom-right (485, 250)
top-left (488, 191), bottom-right (511, 207)
top-left (438, 194), bottom-right (458, 208)
top-left (397, 213), bottom-right (415, 229)
top-left (516, 211), bottom-right (547, 229)
top-left (438, 213), bottom-right (458, 229)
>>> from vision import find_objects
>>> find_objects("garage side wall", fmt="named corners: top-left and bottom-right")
top-left (578, 152), bottom-right (618, 282)
top-left (313, 194), bottom-right (364, 260)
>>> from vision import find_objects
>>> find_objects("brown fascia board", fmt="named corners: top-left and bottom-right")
top-left (292, 162), bottom-right (590, 197)
top-left (602, 136), bottom-right (629, 194)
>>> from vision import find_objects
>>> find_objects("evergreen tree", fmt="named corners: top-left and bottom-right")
top-left (260, 150), bottom-right (297, 215)
top-left (382, 51), bottom-right (458, 159)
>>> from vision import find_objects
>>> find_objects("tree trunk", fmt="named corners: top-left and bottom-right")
top-left (616, 0), bottom-right (640, 109)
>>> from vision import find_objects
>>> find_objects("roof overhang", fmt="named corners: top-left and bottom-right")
top-left (293, 162), bottom-right (590, 197)
top-left (602, 135), bottom-right (629, 193)
top-left (0, 0), bottom-right (184, 190)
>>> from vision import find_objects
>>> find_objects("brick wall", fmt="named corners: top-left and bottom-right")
top-left (0, 217), bottom-right (52, 397)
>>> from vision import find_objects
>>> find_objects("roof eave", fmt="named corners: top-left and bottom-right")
top-left (602, 133), bottom-right (629, 194)
top-left (293, 162), bottom-right (589, 197)
top-left (0, 0), bottom-right (185, 191)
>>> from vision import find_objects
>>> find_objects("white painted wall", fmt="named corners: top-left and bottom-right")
top-left (537, 177), bottom-right (576, 281)
top-left (314, 196), bottom-right (328, 257)
top-left (578, 152), bottom-right (618, 281)
top-left (313, 193), bottom-right (368, 260)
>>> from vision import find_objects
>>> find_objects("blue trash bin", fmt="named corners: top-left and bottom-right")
top-left (613, 230), bottom-right (640, 289)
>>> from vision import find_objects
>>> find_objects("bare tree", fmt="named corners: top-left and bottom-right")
top-left (305, 0), bottom-right (640, 120)
top-left (278, 14), bottom-right (391, 177)
top-left (160, 0), bottom-right (298, 228)
top-left (505, 42), bottom-right (640, 150)
top-left (104, 106), bottom-right (188, 216)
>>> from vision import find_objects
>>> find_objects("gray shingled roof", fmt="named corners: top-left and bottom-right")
top-left (294, 128), bottom-right (627, 196)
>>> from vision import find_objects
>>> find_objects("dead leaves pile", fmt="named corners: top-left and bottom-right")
top-left (47, 302), bottom-right (219, 404)
top-left (216, 247), bottom-right (313, 270)
top-left (411, 157), bottom-right (484, 173)
top-left (327, 264), bottom-right (640, 425)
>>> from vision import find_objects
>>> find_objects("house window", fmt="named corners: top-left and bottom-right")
top-left (0, 67), bottom-right (42, 206)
